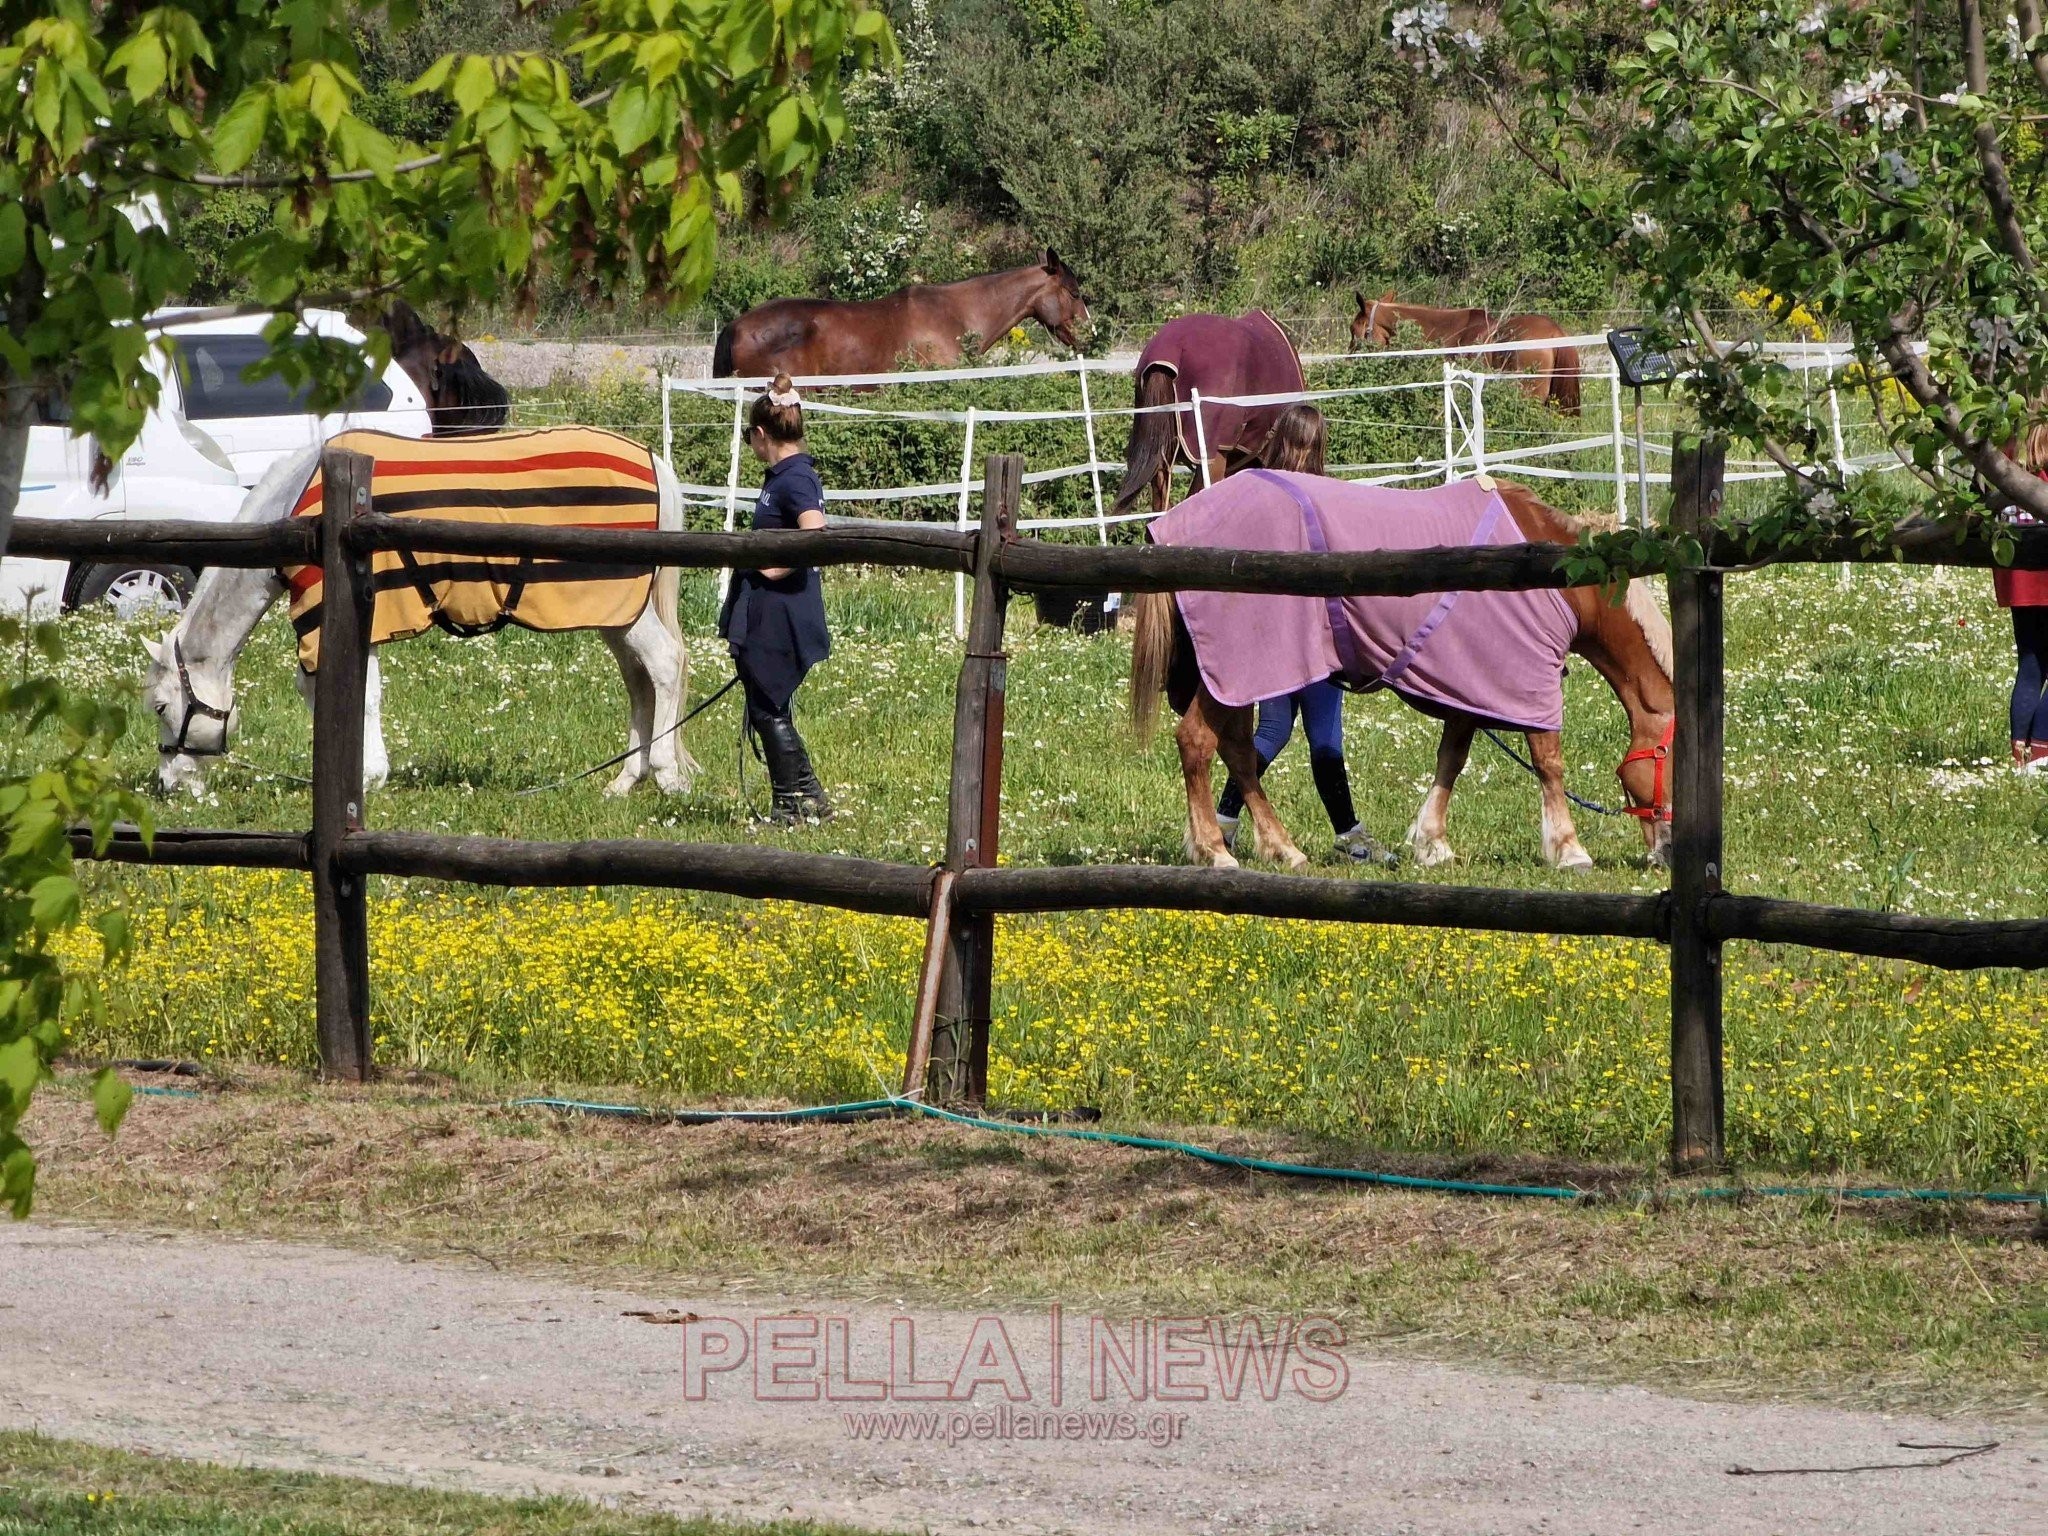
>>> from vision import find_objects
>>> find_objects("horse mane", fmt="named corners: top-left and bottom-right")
top-left (1624, 579), bottom-right (1675, 681)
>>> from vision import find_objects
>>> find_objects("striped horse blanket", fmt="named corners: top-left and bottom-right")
top-left (284, 427), bottom-right (659, 671)
top-left (1150, 471), bottom-right (1579, 733)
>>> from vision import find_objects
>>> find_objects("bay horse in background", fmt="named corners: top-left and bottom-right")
top-left (382, 301), bottom-right (512, 435)
top-left (1352, 290), bottom-right (1581, 415)
top-left (712, 249), bottom-right (1089, 377)
top-left (1129, 472), bottom-right (1674, 872)
top-left (1111, 310), bottom-right (1306, 517)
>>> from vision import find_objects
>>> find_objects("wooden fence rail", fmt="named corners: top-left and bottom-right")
top-left (39, 444), bottom-right (2048, 1174)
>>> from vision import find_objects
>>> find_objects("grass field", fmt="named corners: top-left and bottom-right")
top-left (0, 1432), bottom-right (871, 1536)
top-left (23, 546), bottom-right (2048, 1184)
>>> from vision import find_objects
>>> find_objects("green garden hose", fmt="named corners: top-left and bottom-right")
top-left (506, 1096), bottom-right (2047, 1208)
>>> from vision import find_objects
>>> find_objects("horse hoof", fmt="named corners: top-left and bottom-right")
top-left (1203, 848), bottom-right (1240, 870)
top-left (1412, 839), bottom-right (1455, 868)
top-left (1279, 848), bottom-right (1310, 872)
top-left (655, 772), bottom-right (691, 796)
top-left (1552, 844), bottom-right (1595, 872)
top-left (603, 773), bottom-right (638, 798)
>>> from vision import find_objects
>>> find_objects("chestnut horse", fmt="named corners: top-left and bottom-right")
top-left (1352, 290), bottom-right (1581, 415)
top-left (1111, 310), bottom-right (1306, 517)
top-left (712, 250), bottom-right (1089, 377)
top-left (382, 301), bottom-right (511, 435)
top-left (1129, 478), bottom-right (1674, 871)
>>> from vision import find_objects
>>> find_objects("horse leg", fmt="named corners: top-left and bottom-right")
top-left (296, 655), bottom-right (390, 790)
top-left (1217, 701), bottom-right (1309, 871)
top-left (1407, 714), bottom-right (1476, 867)
top-left (1176, 693), bottom-right (1238, 868)
top-left (600, 627), bottom-right (657, 796)
top-left (1527, 730), bottom-right (1594, 870)
top-left (619, 605), bottom-right (690, 795)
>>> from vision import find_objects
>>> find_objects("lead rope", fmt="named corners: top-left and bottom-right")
top-left (513, 673), bottom-right (741, 798)
top-left (1479, 729), bottom-right (1628, 818)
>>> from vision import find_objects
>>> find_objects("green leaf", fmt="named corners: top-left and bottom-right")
top-left (210, 90), bottom-right (271, 173)
top-left (2, 1143), bottom-right (34, 1221)
top-left (28, 875), bottom-right (80, 931)
top-left (0, 202), bottom-right (23, 279)
top-left (765, 96), bottom-right (801, 158)
top-left (452, 55), bottom-right (497, 117)
top-left (95, 910), bottom-right (130, 964)
top-left (91, 1068), bottom-right (132, 1137)
top-left (0, 1038), bottom-right (40, 1115)
top-left (111, 33), bottom-right (168, 101)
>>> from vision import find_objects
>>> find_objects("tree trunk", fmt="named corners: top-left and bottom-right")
top-left (0, 406), bottom-right (27, 563)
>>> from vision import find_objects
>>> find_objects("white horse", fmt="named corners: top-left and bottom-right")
top-left (141, 443), bottom-right (693, 798)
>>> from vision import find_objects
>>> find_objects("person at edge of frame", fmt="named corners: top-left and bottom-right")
top-left (719, 372), bottom-right (835, 823)
top-left (2003, 423), bottom-right (2048, 773)
top-left (1214, 403), bottom-right (1400, 866)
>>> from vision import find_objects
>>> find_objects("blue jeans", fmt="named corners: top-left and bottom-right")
top-left (2015, 607), bottom-right (2048, 742)
top-left (1216, 679), bottom-right (1358, 833)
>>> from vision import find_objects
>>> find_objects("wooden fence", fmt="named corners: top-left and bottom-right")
top-left (17, 444), bottom-right (2048, 1171)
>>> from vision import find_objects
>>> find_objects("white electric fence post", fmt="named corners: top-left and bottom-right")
top-left (1469, 371), bottom-right (1487, 476)
top-left (1077, 361), bottom-right (1109, 543)
top-left (660, 373), bottom-right (674, 469)
top-left (954, 406), bottom-right (978, 640)
top-left (1608, 354), bottom-right (1629, 525)
top-left (1442, 360), bottom-right (1458, 483)
top-left (1827, 363), bottom-right (1853, 586)
top-left (1190, 388), bottom-right (1213, 487)
top-left (717, 381), bottom-right (744, 606)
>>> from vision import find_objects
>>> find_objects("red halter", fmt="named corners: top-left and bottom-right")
top-left (1617, 718), bottom-right (1675, 823)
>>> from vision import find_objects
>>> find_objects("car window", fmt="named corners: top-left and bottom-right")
top-left (172, 336), bottom-right (396, 419)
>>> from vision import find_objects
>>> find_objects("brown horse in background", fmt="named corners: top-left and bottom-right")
top-left (1129, 479), bottom-right (1674, 872)
top-left (381, 301), bottom-right (511, 435)
top-left (712, 250), bottom-right (1089, 377)
top-left (1111, 310), bottom-right (1306, 517)
top-left (1352, 290), bottom-right (1581, 415)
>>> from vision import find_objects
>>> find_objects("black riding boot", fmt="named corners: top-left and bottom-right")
top-left (752, 710), bottom-right (834, 824)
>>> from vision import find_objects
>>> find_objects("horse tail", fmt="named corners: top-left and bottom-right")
top-left (1111, 366), bottom-right (1181, 517)
top-left (1552, 345), bottom-right (1582, 416)
top-left (1129, 590), bottom-right (1176, 741)
top-left (712, 320), bottom-right (737, 379)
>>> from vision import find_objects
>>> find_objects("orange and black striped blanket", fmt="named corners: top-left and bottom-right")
top-left (284, 428), bottom-right (660, 671)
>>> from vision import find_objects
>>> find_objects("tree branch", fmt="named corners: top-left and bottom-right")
top-left (1960, 0), bottom-right (2038, 274)
top-left (1876, 311), bottom-right (2048, 517)
top-left (1688, 308), bottom-right (1827, 485)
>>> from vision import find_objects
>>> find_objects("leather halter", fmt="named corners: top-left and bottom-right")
top-left (1617, 717), bottom-right (1674, 823)
top-left (1362, 299), bottom-right (1383, 345)
top-left (162, 637), bottom-right (233, 759)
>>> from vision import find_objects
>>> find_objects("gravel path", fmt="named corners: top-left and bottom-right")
top-left (3, 1224), bottom-right (2040, 1535)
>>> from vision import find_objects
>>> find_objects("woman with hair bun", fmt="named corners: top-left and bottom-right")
top-left (719, 373), bottom-right (835, 822)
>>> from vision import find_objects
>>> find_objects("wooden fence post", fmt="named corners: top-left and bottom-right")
top-left (926, 454), bottom-right (1021, 1105)
top-left (1666, 438), bottom-right (1727, 1170)
top-left (312, 448), bottom-right (374, 1082)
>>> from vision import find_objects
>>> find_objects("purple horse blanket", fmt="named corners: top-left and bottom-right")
top-left (1150, 471), bottom-right (1579, 732)
top-left (1136, 311), bottom-right (1304, 465)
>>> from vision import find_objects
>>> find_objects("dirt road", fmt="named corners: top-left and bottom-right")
top-left (2, 1224), bottom-right (2039, 1535)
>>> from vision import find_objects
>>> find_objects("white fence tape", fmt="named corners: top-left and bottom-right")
top-left (658, 335), bottom-right (1908, 636)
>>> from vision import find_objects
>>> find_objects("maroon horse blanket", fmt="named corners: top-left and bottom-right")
top-left (1136, 311), bottom-right (1304, 465)
top-left (1150, 471), bottom-right (1579, 732)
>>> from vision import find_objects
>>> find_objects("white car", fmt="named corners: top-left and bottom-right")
top-left (1, 309), bottom-right (431, 617)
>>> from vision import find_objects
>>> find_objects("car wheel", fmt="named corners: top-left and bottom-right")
top-left (71, 562), bottom-right (197, 619)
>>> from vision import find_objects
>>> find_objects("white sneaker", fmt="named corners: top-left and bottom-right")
top-left (1216, 813), bottom-right (1239, 852)
top-left (1335, 823), bottom-right (1400, 867)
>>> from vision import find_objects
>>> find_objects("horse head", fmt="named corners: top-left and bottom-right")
top-left (384, 303), bottom-right (510, 434)
top-left (1031, 248), bottom-right (1090, 350)
top-left (141, 631), bottom-right (238, 796)
top-left (1350, 289), bottom-right (1397, 351)
top-left (423, 342), bottom-right (511, 434)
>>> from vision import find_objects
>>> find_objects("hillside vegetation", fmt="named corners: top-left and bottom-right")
top-left (184, 1), bottom-right (1636, 339)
